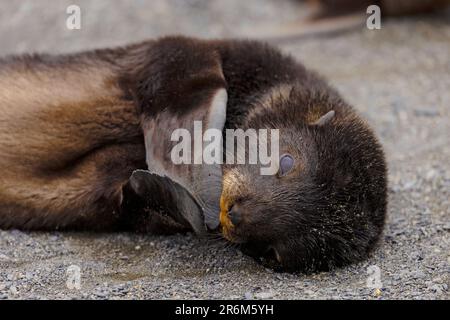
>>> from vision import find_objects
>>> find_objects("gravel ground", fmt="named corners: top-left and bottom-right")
top-left (0, 1), bottom-right (449, 300)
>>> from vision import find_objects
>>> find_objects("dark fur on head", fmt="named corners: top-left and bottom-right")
top-left (221, 84), bottom-right (387, 272)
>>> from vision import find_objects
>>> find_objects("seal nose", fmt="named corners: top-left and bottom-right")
top-left (227, 204), bottom-right (243, 226)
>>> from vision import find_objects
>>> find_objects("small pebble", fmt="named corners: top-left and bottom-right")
top-left (9, 286), bottom-right (18, 295)
top-left (373, 288), bottom-right (382, 297)
top-left (255, 291), bottom-right (274, 299)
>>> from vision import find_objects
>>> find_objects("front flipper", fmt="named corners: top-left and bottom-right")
top-left (123, 37), bottom-right (228, 232)
top-left (129, 169), bottom-right (206, 235)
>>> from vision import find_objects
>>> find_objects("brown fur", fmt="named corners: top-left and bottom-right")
top-left (0, 51), bottom-right (146, 230)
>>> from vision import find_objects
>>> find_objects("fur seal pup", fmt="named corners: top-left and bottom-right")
top-left (123, 37), bottom-right (388, 272)
top-left (0, 36), bottom-right (387, 272)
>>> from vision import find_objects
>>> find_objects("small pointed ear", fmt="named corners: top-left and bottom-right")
top-left (312, 110), bottom-right (335, 126)
top-left (125, 37), bottom-right (226, 232)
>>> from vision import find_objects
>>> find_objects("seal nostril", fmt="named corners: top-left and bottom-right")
top-left (227, 204), bottom-right (242, 226)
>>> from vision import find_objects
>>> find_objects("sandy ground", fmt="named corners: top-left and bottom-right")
top-left (0, 1), bottom-right (449, 300)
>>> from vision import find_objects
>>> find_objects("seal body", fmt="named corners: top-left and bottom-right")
top-left (0, 50), bottom-right (146, 230)
top-left (0, 37), bottom-right (387, 272)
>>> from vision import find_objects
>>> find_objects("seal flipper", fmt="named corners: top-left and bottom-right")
top-left (129, 170), bottom-right (205, 235)
top-left (125, 37), bottom-right (228, 232)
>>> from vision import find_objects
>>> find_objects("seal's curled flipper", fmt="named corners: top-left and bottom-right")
top-left (129, 169), bottom-right (206, 235)
top-left (124, 37), bottom-right (228, 232)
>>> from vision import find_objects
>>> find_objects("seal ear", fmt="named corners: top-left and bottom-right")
top-left (127, 37), bottom-right (227, 232)
top-left (312, 110), bottom-right (335, 126)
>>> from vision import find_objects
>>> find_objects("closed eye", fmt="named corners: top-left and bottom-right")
top-left (279, 154), bottom-right (294, 176)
